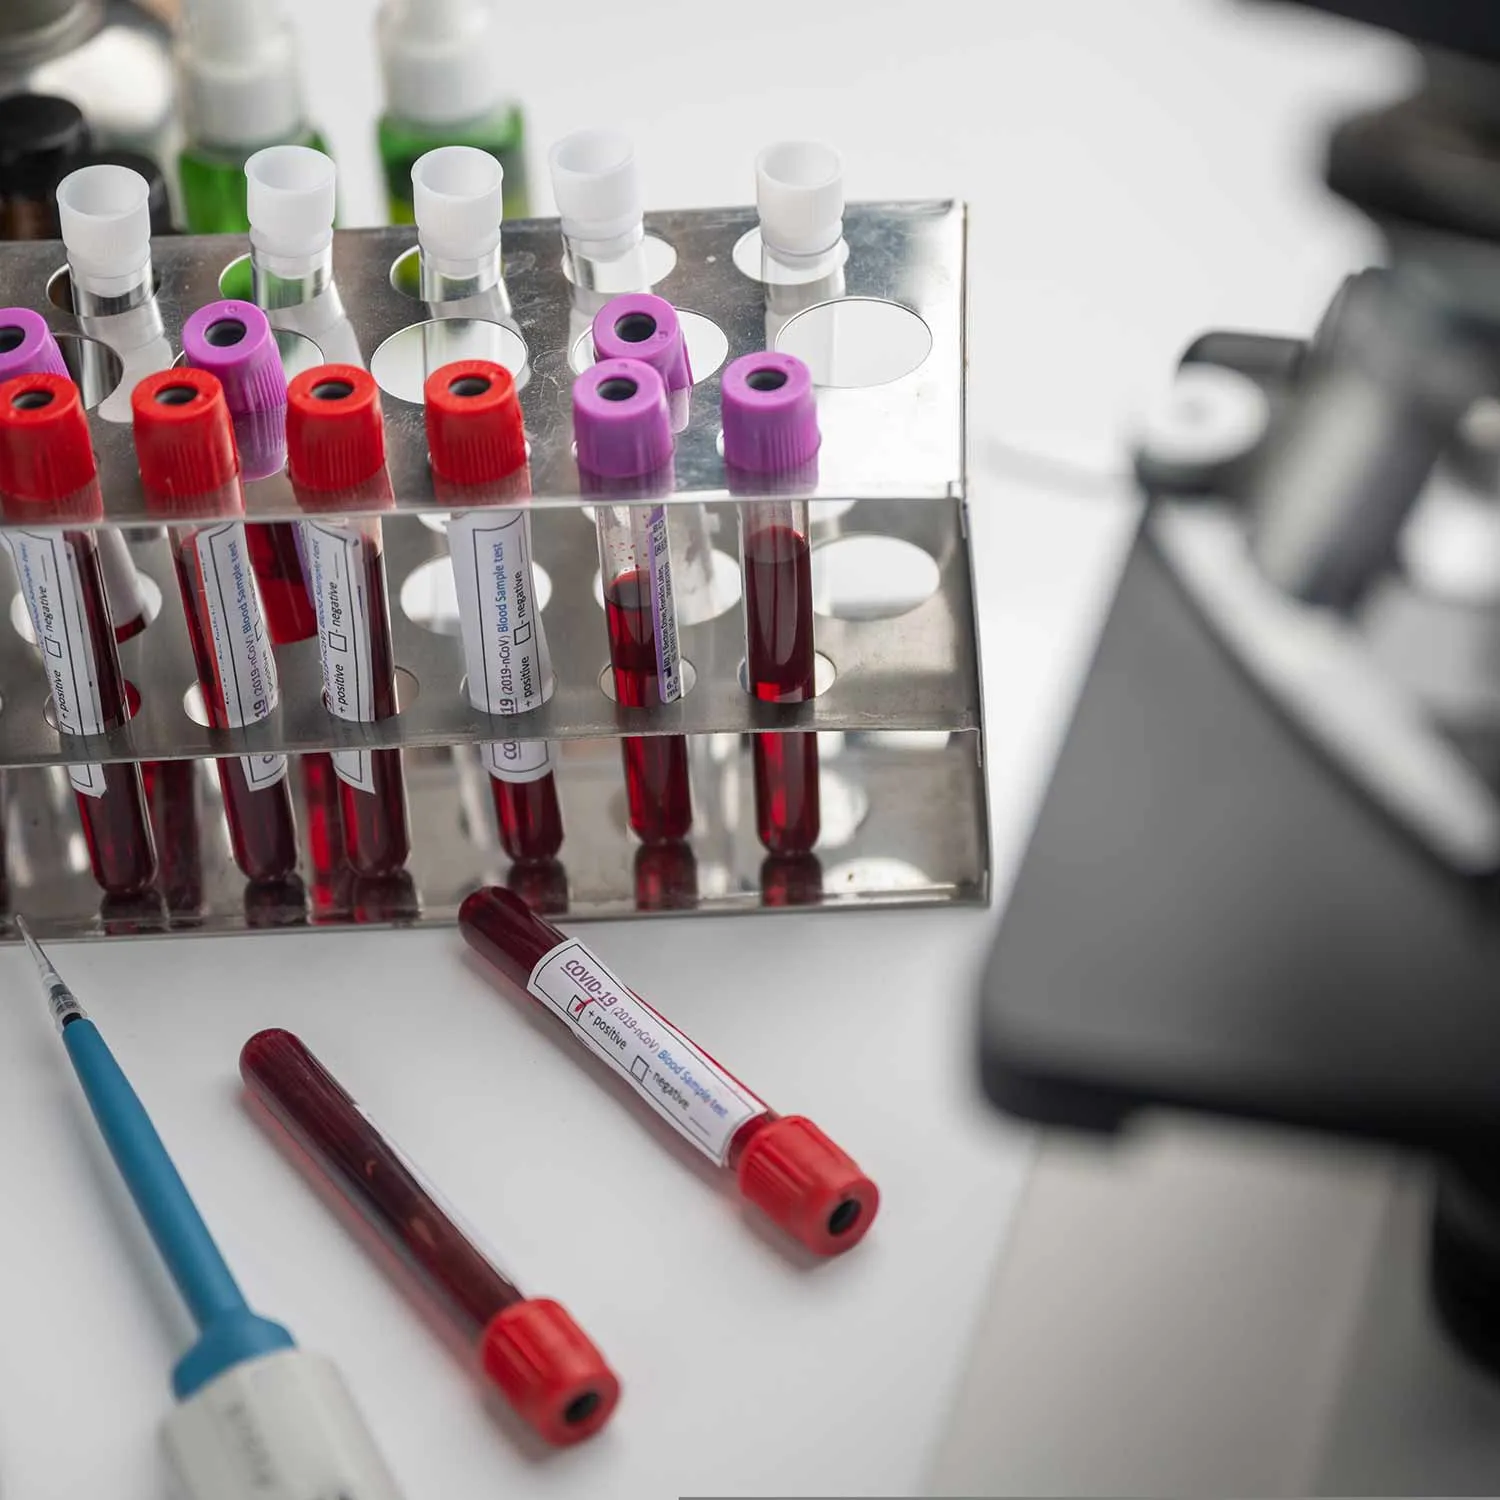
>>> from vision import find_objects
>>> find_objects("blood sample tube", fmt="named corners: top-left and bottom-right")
top-left (459, 886), bottom-right (877, 1254)
top-left (286, 364), bottom-right (411, 878)
top-left (0, 308), bottom-right (152, 644)
top-left (0, 372), bottom-right (157, 896)
top-left (143, 758), bottom-right (204, 921)
top-left (723, 352), bottom-right (822, 856)
top-left (423, 359), bottom-right (562, 862)
top-left (299, 751), bottom-right (352, 922)
top-left (574, 359), bottom-right (692, 844)
top-left (240, 1028), bottom-right (619, 1443)
top-left (180, 296), bottom-right (316, 646)
top-left (131, 367), bottom-right (299, 884)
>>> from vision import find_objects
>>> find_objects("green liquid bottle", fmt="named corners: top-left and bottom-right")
top-left (175, 0), bottom-right (330, 242)
top-left (375, 0), bottom-right (529, 224)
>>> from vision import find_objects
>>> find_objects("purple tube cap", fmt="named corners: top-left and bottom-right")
top-left (572, 358), bottom-right (673, 479)
top-left (0, 308), bottom-right (68, 382)
top-left (720, 352), bottom-right (820, 473)
top-left (591, 293), bottom-right (691, 394)
top-left (181, 299), bottom-right (288, 417)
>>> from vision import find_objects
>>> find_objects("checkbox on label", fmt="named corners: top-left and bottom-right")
top-left (44, 637), bottom-right (61, 657)
top-left (328, 631), bottom-right (347, 652)
top-left (631, 1055), bottom-right (649, 1083)
top-left (515, 620), bottom-right (532, 646)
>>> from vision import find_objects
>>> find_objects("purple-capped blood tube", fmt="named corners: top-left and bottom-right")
top-left (590, 294), bottom-right (691, 394)
top-left (722, 351), bottom-right (822, 856)
top-left (574, 358), bottom-right (692, 845)
top-left (182, 296), bottom-right (315, 641)
top-left (0, 309), bottom-right (68, 380)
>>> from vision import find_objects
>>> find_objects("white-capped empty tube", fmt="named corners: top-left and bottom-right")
top-left (756, 140), bottom-right (845, 281)
top-left (57, 163), bottom-right (156, 315)
top-left (246, 144), bottom-right (337, 303)
top-left (412, 145), bottom-right (505, 302)
top-left (549, 128), bottom-right (650, 291)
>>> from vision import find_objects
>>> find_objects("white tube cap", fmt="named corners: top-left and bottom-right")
top-left (377, 0), bottom-right (505, 128)
top-left (246, 146), bottom-right (337, 261)
top-left (176, 0), bottom-right (306, 150)
top-left (549, 129), bottom-right (643, 260)
top-left (57, 164), bottom-right (152, 283)
top-left (412, 146), bottom-right (504, 263)
top-left (756, 141), bottom-right (844, 259)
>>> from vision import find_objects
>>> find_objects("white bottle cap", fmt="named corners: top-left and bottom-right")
top-left (413, 146), bottom-right (504, 264)
top-left (755, 141), bottom-right (844, 260)
top-left (176, 0), bottom-right (307, 151)
top-left (377, 0), bottom-right (505, 128)
top-left (163, 1349), bottom-right (405, 1500)
top-left (246, 146), bottom-right (336, 261)
top-left (57, 164), bottom-right (152, 296)
top-left (548, 128), bottom-right (643, 261)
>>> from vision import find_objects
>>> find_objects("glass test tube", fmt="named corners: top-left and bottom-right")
top-left (0, 373), bottom-right (157, 896)
top-left (240, 1028), bottom-right (618, 1444)
top-left (423, 358), bottom-right (563, 863)
top-left (723, 352), bottom-right (822, 856)
top-left (459, 886), bottom-right (879, 1255)
top-left (130, 367), bottom-right (299, 884)
top-left (574, 359), bottom-right (693, 844)
top-left (412, 145), bottom-right (511, 319)
top-left (286, 364), bottom-right (411, 878)
top-left (181, 296), bottom-right (316, 651)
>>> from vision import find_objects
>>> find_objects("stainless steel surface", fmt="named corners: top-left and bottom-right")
top-left (0, 200), bottom-right (966, 523)
top-left (0, 493), bottom-right (978, 764)
top-left (0, 730), bottom-right (988, 940)
top-left (0, 202), bottom-right (983, 934)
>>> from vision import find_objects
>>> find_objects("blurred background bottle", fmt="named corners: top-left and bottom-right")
top-left (376, 0), bottom-right (527, 224)
top-left (0, 1), bottom-right (176, 174)
top-left (174, 0), bottom-right (325, 234)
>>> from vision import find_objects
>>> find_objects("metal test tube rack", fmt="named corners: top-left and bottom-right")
top-left (0, 201), bottom-right (983, 938)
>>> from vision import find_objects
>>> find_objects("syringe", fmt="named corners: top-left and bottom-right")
top-left (14, 918), bottom-right (405, 1500)
top-left (458, 886), bottom-right (879, 1255)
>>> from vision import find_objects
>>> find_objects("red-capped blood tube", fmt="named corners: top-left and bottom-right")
top-left (423, 359), bottom-right (563, 862)
top-left (240, 1027), bottom-right (619, 1444)
top-left (285, 365), bottom-right (410, 878)
top-left (458, 886), bottom-right (878, 1255)
top-left (573, 359), bottom-right (692, 845)
top-left (723, 352), bottom-right (821, 856)
top-left (131, 368), bottom-right (299, 884)
top-left (0, 372), bottom-right (157, 896)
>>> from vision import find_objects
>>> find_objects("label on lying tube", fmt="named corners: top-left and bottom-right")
top-left (7, 530), bottom-right (108, 797)
top-left (448, 510), bottom-right (555, 785)
top-left (188, 521), bottom-right (287, 791)
top-left (528, 936), bottom-right (767, 1165)
top-left (301, 519), bottom-right (377, 795)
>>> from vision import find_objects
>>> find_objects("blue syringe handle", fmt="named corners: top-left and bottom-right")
top-left (63, 1018), bottom-right (295, 1397)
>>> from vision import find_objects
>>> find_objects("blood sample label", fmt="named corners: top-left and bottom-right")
top-left (189, 522), bottom-right (287, 791)
top-left (6, 530), bottom-right (108, 797)
top-left (301, 519), bottom-right (376, 795)
top-left (528, 937), bottom-right (767, 1165)
top-left (448, 511), bottom-right (551, 710)
top-left (481, 737), bottom-right (554, 783)
top-left (646, 506), bottom-right (682, 704)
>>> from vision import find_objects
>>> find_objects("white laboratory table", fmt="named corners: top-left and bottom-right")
top-left (0, 4), bottom-right (1427, 1496)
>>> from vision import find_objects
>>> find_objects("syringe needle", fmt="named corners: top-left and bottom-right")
top-left (14, 915), bottom-right (86, 1029)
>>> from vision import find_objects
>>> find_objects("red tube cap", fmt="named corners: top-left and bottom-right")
top-left (286, 364), bottom-right (386, 492)
top-left (131, 368), bottom-right (240, 505)
top-left (0, 371), bottom-right (98, 513)
top-left (424, 359), bottom-right (527, 485)
top-left (480, 1298), bottom-right (620, 1446)
top-left (736, 1115), bottom-right (879, 1256)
